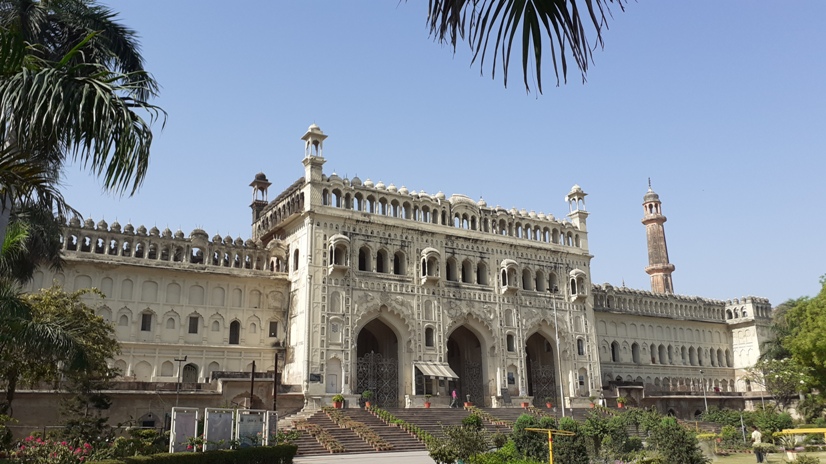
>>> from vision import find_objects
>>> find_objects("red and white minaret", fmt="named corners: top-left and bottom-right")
top-left (642, 181), bottom-right (675, 294)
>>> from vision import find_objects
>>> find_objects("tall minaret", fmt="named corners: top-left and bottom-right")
top-left (642, 180), bottom-right (675, 294)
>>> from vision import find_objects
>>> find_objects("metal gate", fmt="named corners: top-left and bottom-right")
top-left (463, 361), bottom-right (484, 405)
top-left (529, 363), bottom-right (557, 407)
top-left (356, 352), bottom-right (398, 408)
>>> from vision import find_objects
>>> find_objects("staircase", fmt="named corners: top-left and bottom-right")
top-left (288, 406), bottom-right (624, 456)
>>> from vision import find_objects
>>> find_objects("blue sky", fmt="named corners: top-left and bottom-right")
top-left (64, 2), bottom-right (826, 307)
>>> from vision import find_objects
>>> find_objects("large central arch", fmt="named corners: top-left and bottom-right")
top-left (356, 318), bottom-right (399, 407)
top-left (447, 326), bottom-right (485, 405)
top-left (525, 332), bottom-right (557, 407)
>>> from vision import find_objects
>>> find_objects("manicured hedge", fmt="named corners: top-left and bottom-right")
top-left (89, 445), bottom-right (297, 464)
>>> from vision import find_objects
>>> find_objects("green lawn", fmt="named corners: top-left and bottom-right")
top-left (713, 451), bottom-right (826, 463)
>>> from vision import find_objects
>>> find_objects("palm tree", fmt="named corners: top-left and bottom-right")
top-left (0, 0), bottom-right (165, 243)
top-left (426, 0), bottom-right (626, 93)
top-left (0, 209), bottom-right (86, 416)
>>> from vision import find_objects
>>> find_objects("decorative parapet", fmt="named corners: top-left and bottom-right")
top-left (61, 217), bottom-right (285, 273)
top-left (591, 282), bottom-right (729, 323)
top-left (254, 171), bottom-right (587, 250)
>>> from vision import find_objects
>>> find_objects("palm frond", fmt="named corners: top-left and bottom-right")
top-left (426, 0), bottom-right (626, 93)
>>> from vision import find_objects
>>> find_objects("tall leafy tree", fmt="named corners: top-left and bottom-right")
top-left (782, 276), bottom-right (826, 391)
top-left (426, 0), bottom-right (627, 93)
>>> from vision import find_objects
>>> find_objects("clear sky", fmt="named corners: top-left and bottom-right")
top-left (64, 2), bottom-right (826, 307)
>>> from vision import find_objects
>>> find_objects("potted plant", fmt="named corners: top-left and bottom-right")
top-left (332, 393), bottom-right (345, 409)
top-left (521, 400), bottom-right (530, 409)
top-left (545, 396), bottom-right (553, 409)
top-left (616, 396), bottom-right (627, 408)
top-left (777, 434), bottom-right (799, 461)
top-left (464, 394), bottom-right (473, 408)
top-left (424, 394), bottom-right (432, 408)
top-left (361, 390), bottom-right (374, 408)
top-left (589, 395), bottom-right (596, 408)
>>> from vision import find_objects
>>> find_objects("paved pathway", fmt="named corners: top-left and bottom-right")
top-left (294, 450), bottom-right (436, 463)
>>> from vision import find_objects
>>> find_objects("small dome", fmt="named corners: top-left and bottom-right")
top-left (520, 209), bottom-right (528, 216)
top-left (363, 178), bottom-right (374, 188)
top-left (435, 191), bottom-right (446, 200)
top-left (399, 186), bottom-right (409, 195)
top-left (162, 227), bottom-right (172, 238)
top-left (245, 239), bottom-right (256, 248)
top-left (570, 184), bottom-right (583, 193)
top-left (96, 219), bottom-right (108, 230)
top-left (351, 176), bottom-right (362, 186)
top-left (174, 229), bottom-right (185, 239)
top-left (419, 190), bottom-right (428, 197)
top-left (529, 211), bottom-right (537, 218)
top-left (537, 213), bottom-right (546, 220)
top-left (124, 223), bottom-right (135, 234)
top-left (644, 187), bottom-right (660, 202)
top-left (110, 220), bottom-right (121, 232)
top-left (546, 214), bottom-right (555, 221)
top-left (510, 207), bottom-right (518, 215)
top-left (190, 228), bottom-right (208, 239)
top-left (254, 172), bottom-right (268, 181)
top-left (308, 123), bottom-right (321, 132)
top-left (342, 177), bottom-right (350, 186)
top-left (149, 226), bottom-right (160, 237)
top-left (477, 197), bottom-right (487, 207)
top-left (212, 234), bottom-right (222, 243)
top-left (387, 183), bottom-right (397, 192)
top-left (69, 216), bottom-right (81, 227)
top-left (224, 235), bottom-right (233, 245)
top-left (375, 180), bottom-right (385, 190)
top-left (329, 172), bottom-right (341, 182)
top-left (84, 218), bottom-right (95, 228)
top-left (137, 225), bottom-right (147, 235)
top-left (234, 237), bottom-right (244, 246)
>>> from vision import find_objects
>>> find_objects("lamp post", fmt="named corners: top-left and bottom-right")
top-left (174, 356), bottom-right (187, 406)
top-left (552, 286), bottom-right (565, 417)
top-left (699, 369), bottom-right (709, 413)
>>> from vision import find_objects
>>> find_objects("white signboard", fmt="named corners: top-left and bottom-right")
top-left (264, 411), bottom-right (278, 446)
top-left (234, 409), bottom-right (266, 448)
top-left (204, 408), bottom-right (235, 450)
top-left (169, 407), bottom-right (199, 453)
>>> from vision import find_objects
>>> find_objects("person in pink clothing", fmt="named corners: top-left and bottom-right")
top-left (450, 389), bottom-right (458, 408)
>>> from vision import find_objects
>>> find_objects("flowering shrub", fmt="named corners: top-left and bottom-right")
top-left (13, 436), bottom-right (92, 464)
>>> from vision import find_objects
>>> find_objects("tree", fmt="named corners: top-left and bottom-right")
top-left (425, 0), bottom-right (627, 93)
top-left (0, 0), bottom-right (164, 243)
top-left (745, 357), bottom-right (813, 411)
top-left (781, 277), bottom-right (826, 391)
top-left (0, 286), bottom-right (119, 416)
top-left (649, 417), bottom-right (709, 464)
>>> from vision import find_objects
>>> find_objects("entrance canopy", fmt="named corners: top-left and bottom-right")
top-left (415, 361), bottom-right (459, 380)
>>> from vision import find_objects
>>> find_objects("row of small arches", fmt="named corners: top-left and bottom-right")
top-left (605, 340), bottom-right (733, 367)
top-left (605, 373), bottom-right (737, 393)
top-left (62, 234), bottom-right (270, 270)
top-left (255, 190), bottom-right (304, 235)
top-left (320, 188), bottom-right (582, 247)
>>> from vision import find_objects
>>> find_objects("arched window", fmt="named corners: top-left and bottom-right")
top-left (506, 334), bottom-right (515, 352)
top-left (446, 258), bottom-right (458, 282)
top-left (632, 343), bottom-right (641, 364)
top-left (376, 249), bottom-right (388, 273)
top-left (477, 262), bottom-right (488, 285)
top-left (611, 341), bottom-right (620, 362)
top-left (358, 247), bottom-right (371, 271)
top-left (577, 338), bottom-right (585, 356)
top-left (393, 251), bottom-right (406, 275)
top-left (425, 327), bottom-right (434, 347)
top-left (292, 249), bottom-right (299, 271)
top-left (229, 321), bottom-right (240, 345)
top-left (461, 259), bottom-right (473, 283)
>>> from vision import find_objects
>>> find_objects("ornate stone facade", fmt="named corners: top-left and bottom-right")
top-left (20, 124), bottom-right (771, 424)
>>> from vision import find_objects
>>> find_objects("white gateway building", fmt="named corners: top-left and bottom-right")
top-left (21, 124), bottom-right (771, 424)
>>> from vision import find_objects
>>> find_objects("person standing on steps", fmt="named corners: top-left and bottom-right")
top-left (450, 388), bottom-right (458, 408)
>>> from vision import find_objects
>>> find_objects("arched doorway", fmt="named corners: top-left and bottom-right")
top-left (447, 326), bottom-right (484, 405)
top-left (356, 319), bottom-right (399, 407)
top-left (182, 363), bottom-right (199, 383)
top-left (525, 333), bottom-right (557, 407)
